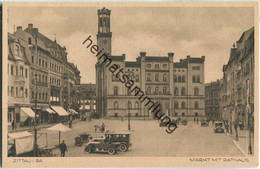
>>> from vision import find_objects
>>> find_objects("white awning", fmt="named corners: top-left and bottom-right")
top-left (8, 131), bottom-right (32, 139)
top-left (21, 107), bottom-right (35, 118)
top-left (51, 106), bottom-right (69, 116)
top-left (69, 109), bottom-right (78, 114)
top-left (46, 108), bottom-right (56, 114)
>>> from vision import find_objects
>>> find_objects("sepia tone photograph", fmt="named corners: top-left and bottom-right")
top-left (2, 2), bottom-right (259, 168)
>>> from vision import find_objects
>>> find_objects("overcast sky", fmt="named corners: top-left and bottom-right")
top-left (8, 6), bottom-right (254, 84)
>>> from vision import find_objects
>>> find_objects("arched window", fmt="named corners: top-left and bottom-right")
top-left (155, 87), bottom-right (159, 95)
top-left (146, 73), bottom-right (151, 81)
top-left (181, 102), bottom-right (186, 109)
top-left (194, 87), bottom-right (199, 96)
top-left (182, 75), bottom-right (185, 82)
top-left (114, 86), bottom-right (119, 95)
top-left (135, 101), bottom-right (139, 109)
top-left (19, 87), bottom-right (24, 97)
top-left (174, 101), bottom-right (179, 109)
top-left (194, 101), bottom-right (199, 109)
top-left (155, 73), bottom-right (159, 82)
top-left (181, 87), bottom-right (185, 96)
top-left (114, 101), bottom-right (119, 109)
top-left (174, 87), bottom-right (179, 96)
top-left (146, 87), bottom-right (151, 94)
top-left (128, 101), bottom-right (132, 109)
top-left (163, 87), bottom-right (167, 94)
top-left (163, 73), bottom-right (167, 82)
top-left (174, 75), bottom-right (177, 82)
top-left (178, 76), bottom-right (181, 82)
top-left (11, 87), bottom-right (14, 97)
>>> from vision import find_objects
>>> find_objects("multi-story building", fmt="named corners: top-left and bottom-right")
top-left (95, 8), bottom-right (205, 120)
top-left (8, 24), bottom-right (81, 127)
top-left (221, 27), bottom-right (254, 130)
top-left (74, 83), bottom-right (96, 117)
top-left (8, 33), bottom-right (31, 128)
top-left (205, 80), bottom-right (222, 120)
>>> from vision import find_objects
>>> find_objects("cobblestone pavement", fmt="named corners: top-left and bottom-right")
top-left (35, 119), bottom-right (245, 157)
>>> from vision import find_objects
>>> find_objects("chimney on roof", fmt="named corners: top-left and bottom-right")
top-left (168, 52), bottom-right (174, 62)
top-left (140, 52), bottom-right (146, 57)
top-left (28, 24), bottom-right (33, 29)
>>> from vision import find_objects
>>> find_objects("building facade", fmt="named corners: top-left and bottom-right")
top-left (8, 24), bottom-right (81, 128)
top-left (96, 8), bottom-right (205, 120)
top-left (221, 27), bottom-right (254, 130)
top-left (205, 80), bottom-right (222, 121)
top-left (8, 33), bottom-right (31, 127)
top-left (74, 83), bottom-right (96, 117)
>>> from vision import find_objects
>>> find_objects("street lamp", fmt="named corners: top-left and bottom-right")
top-left (128, 101), bottom-right (131, 131)
top-left (33, 74), bottom-right (38, 157)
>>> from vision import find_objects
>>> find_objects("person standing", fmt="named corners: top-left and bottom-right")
top-left (59, 140), bottom-right (68, 157)
top-left (11, 120), bottom-right (15, 131)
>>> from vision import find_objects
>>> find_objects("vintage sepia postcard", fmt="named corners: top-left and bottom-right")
top-left (2, 1), bottom-right (259, 168)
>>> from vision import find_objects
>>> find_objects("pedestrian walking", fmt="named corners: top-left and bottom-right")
top-left (101, 122), bottom-right (105, 132)
top-left (69, 119), bottom-right (72, 128)
top-left (59, 140), bottom-right (68, 157)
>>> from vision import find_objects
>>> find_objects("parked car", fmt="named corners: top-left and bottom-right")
top-left (84, 131), bottom-right (132, 155)
top-left (201, 120), bottom-right (209, 127)
top-left (74, 133), bottom-right (91, 146)
top-left (214, 121), bottom-right (225, 133)
top-left (104, 131), bottom-right (132, 152)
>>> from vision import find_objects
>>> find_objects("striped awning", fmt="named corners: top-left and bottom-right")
top-left (46, 108), bottom-right (56, 114)
top-left (51, 106), bottom-right (69, 116)
top-left (21, 107), bottom-right (35, 118)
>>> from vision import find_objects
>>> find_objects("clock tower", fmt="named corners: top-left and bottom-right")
top-left (97, 7), bottom-right (112, 54)
top-left (96, 7), bottom-right (112, 117)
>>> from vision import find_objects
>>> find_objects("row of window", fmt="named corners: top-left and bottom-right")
top-left (31, 91), bottom-right (48, 101)
top-left (113, 101), bottom-right (140, 109)
top-left (31, 54), bottom-right (64, 74)
top-left (146, 86), bottom-right (169, 95)
top-left (192, 75), bottom-right (201, 83)
top-left (174, 101), bottom-right (200, 109)
top-left (174, 75), bottom-right (185, 83)
top-left (113, 86), bottom-right (200, 96)
top-left (112, 100), bottom-right (200, 109)
top-left (146, 63), bottom-right (168, 69)
top-left (146, 73), bottom-right (168, 82)
top-left (8, 86), bottom-right (28, 98)
top-left (8, 64), bottom-right (28, 78)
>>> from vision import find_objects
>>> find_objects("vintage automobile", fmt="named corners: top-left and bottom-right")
top-left (104, 131), bottom-right (132, 152)
top-left (214, 121), bottom-right (225, 133)
top-left (201, 120), bottom-right (209, 127)
top-left (84, 131), bottom-right (132, 155)
top-left (84, 138), bottom-right (120, 155)
top-left (74, 133), bottom-right (92, 146)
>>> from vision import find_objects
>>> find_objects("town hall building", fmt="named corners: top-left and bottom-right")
top-left (96, 7), bottom-right (205, 120)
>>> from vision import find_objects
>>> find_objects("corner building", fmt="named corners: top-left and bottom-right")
top-left (96, 8), bottom-right (205, 120)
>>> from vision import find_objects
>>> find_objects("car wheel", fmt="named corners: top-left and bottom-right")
top-left (119, 143), bottom-right (128, 152)
top-left (85, 146), bottom-right (93, 153)
top-left (108, 148), bottom-right (116, 155)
